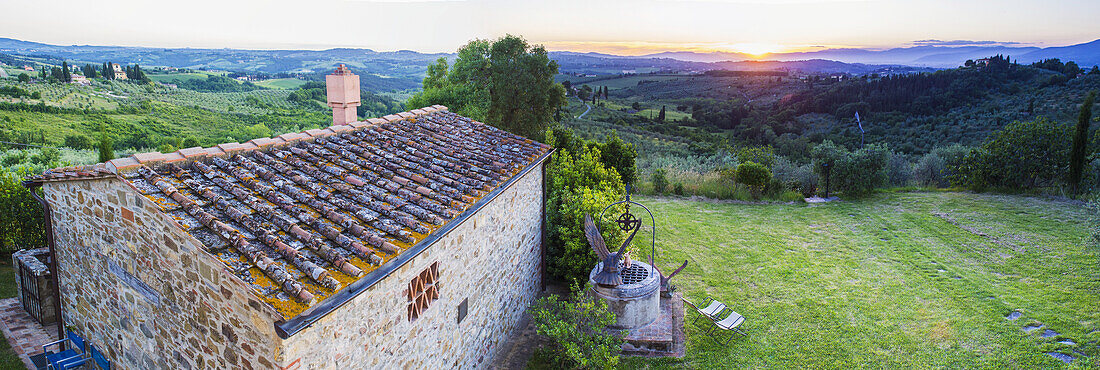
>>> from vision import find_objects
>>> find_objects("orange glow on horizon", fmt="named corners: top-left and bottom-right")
top-left (538, 40), bottom-right (851, 58)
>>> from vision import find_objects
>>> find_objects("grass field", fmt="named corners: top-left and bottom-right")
top-left (146, 71), bottom-right (222, 83)
top-left (2, 67), bottom-right (27, 79)
top-left (624, 191), bottom-right (1098, 368)
top-left (570, 75), bottom-right (689, 91)
top-left (0, 101), bottom-right (330, 150)
top-left (254, 78), bottom-right (307, 90)
top-left (0, 263), bottom-right (24, 369)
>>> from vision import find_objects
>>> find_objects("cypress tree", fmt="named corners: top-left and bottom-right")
top-left (1069, 90), bottom-right (1096, 197)
top-left (132, 64), bottom-right (145, 81)
top-left (98, 132), bottom-right (115, 163)
top-left (658, 105), bottom-right (666, 122)
top-left (61, 61), bottom-right (71, 82)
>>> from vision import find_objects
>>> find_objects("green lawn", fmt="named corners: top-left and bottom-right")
top-left (627, 191), bottom-right (1098, 368)
top-left (146, 72), bottom-right (221, 83)
top-left (254, 78), bottom-right (306, 90)
top-left (0, 263), bottom-right (24, 369)
top-left (3, 67), bottom-right (28, 79)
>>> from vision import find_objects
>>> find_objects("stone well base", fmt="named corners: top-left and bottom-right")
top-left (609, 292), bottom-right (685, 358)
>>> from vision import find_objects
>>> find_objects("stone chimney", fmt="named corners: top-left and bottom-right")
top-left (326, 64), bottom-right (360, 125)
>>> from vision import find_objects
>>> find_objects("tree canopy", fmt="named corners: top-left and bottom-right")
top-left (407, 35), bottom-right (566, 140)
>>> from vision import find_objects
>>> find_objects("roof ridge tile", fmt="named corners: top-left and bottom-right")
top-left (27, 106), bottom-right (551, 324)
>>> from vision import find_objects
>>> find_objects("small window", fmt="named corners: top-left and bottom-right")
top-left (457, 297), bottom-right (468, 324)
top-left (407, 262), bottom-right (440, 321)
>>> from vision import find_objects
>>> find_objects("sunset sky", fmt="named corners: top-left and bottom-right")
top-left (2, 0), bottom-right (1098, 55)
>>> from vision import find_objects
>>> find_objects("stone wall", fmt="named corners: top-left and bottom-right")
top-left (280, 161), bottom-right (545, 369)
top-left (44, 177), bottom-right (285, 369)
top-left (11, 248), bottom-right (57, 325)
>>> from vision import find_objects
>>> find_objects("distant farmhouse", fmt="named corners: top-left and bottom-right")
top-left (111, 63), bottom-right (128, 80)
top-left (25, 66), bottom-right (552, 369)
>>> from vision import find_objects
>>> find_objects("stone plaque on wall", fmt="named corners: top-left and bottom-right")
top-left (108, 258), bottom-right (162, 307)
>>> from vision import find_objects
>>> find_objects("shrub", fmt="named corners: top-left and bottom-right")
top-left (1, 151), bottom-right (28, 168)
top-left (651, 168), bottom-right (669, 194)
top-left (1088, 198), bottom-right (1100, 249)
top-left (545, 142), bottom-right (625, 285)
top-left (181, 137), bottom-right (200, 148)
top-left (528, 283), bottom-right (623, 369)
top-left (886, 152), bottom-right (912, 187)
top-left (30, 148), bottom-right (60, 168)
top-left (952, 118), bottom-right (1072, 190)
top-left (717, 165), bottom-right (737, 186)
top-left (772, 157), bottom-right (817, 195)
top-left (0, 168), bottom-right (46, 257)
top-left (596, 131), bottom-right (638, 185)
top-left (736, 161), bottom-right (772, 193)
top-left (673, 182), bottom-right (684, 195)
top-left (736, 146), bottom-right (775, 168)
top-left (913, 152), bottom-right (946, 187)
top-left (63, 134), bottom-right (93, 150)
top-left (813, 141), bottom-right (890, 196)
top-left (1084, 157), bottom-right (1100, 195)
top-left (833, 144), bottom-right (890, 196)
top-left (932, 144), bottom-right (970, 181)
top-left (550, 128), bottom-right (638, 187)
top-left (811, 140), bottom-right (846, 191)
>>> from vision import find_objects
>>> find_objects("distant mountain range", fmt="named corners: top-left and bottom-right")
top-left (547, 52), bottom-right (935, 75)
top-left (638, 39), bottom-right (1100, 68)
top-left (1, 37), bottom-right (1096, 90)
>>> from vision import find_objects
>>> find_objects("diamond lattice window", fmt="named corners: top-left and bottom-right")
top-left (407, 262), bottom-right (440, 321)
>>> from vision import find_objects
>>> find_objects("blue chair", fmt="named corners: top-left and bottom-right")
top-left (90, 345), bottom-right (111, 370)
top-left (42, 330), bottom-right (85, 370)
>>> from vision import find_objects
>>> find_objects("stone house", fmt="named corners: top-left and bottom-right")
top-left (24, 67), bottom-right (552, 369)
top-left (111, 63), bottom-right (127, 80)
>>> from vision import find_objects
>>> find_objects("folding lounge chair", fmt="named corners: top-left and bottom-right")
top-left (90, 345), bottom-right (111, 369)
top-left (706, 307), bottom-right (748, 344)
top-left (690, 296), bottom-right (727, 325)
top-left (43, 330), bottom-right (85, 370)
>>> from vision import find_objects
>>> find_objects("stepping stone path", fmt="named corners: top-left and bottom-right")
top-left (1046, 352), bottom-right (1074, 364)
top-left (1023, 324), bottom-right (1044, 332)
top-left (1010, 311), bottom-right (1081, 364)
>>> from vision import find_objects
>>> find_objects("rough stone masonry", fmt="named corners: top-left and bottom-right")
top-left (27, 101), bottom-right (551, 368)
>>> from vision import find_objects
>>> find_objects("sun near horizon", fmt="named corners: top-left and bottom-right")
top-left (538, 40), bottom-right (839, 58)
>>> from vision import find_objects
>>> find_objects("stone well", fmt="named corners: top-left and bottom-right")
top-left (588, 261), bottom-right (661, 329)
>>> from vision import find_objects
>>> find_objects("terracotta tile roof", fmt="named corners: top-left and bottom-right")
top-left (23, 163), bottom-right (116, 183)
top-left (32, 107), bottom-right (552, 319)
